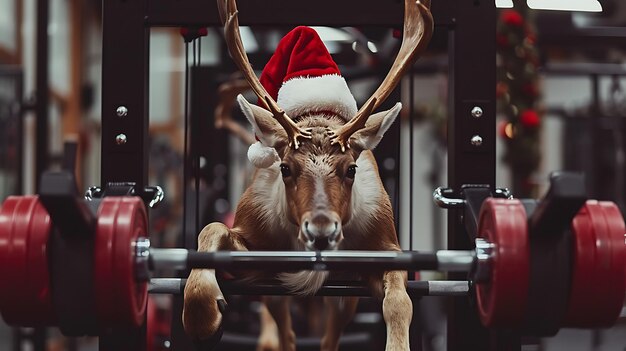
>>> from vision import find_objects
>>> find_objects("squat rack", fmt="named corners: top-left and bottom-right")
top-left (100, 0), bottom-right (498, 350)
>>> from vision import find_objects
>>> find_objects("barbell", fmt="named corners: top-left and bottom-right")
top-left (0, 194), bottom-right (624, 334)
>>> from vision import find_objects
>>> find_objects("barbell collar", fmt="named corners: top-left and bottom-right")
top-left (436, 250), bottom-right (475, 272)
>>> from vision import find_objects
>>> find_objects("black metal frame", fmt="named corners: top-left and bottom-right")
top-left (100, 0), bottom-right (501, 350)
top-left (442, 1), bottom-right (500, 350)
top-left (0, 66), bottom-right (24, 198)
top-left (34, 0), bottom-right (49, 192)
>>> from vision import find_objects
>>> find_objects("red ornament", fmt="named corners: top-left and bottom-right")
top-left (502, 10), bottom-right (524, 27)
top-left (520, 109), bottom-right (540, 129)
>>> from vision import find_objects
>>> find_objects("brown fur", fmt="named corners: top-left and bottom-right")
top-left (183, 114), bottom-right (412, 350)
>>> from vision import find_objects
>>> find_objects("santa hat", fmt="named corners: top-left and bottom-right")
top-left (260, 26), bottom-right (357, 120)
top-left (247, 26), bottom-right (357, 167)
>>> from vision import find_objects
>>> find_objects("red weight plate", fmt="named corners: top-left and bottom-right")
top-left (597, 202), bottom-right (626, 325)
top-left (475, 198), bottom-right (529, 327)
top-left (1, 196), bottom-right (37, 324)
top-left (94, 197), bottom-right (148, 327)
top-left (565, 203), bottom-right (597, 327)
top-left (566, 201), bottom-right (626, 327)
top-left (0, 196), bottom-right (22, 314)
top-left (94, 197), bottom-right (120, 325)
top-left (111, 197), bottom-right (148, 327)
top-left (0, 197), bottom-right (22, 315)
top-left (585, 201), bottom-right (622, 327)
top-left (24, 198), bottom-right (55, 325)
top-left (599, 202), bottom-right (626, 291)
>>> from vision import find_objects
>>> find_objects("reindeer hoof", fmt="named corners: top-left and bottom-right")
top-left (217, 299), bottom-right (228, 314)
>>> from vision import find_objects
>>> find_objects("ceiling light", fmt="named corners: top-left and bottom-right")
top-left (527, 0), bottom-right (602, 12)
top-left (495, 0), bottom-right (514, 8)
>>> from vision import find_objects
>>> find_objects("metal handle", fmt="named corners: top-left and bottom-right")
top-left (433, 187), bottom-right (466, 209)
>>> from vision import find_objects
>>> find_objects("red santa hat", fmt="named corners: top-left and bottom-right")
top-left (259, 26), bottom-right (357, 120)
top-left (246, 26), bottom-right (357, 168)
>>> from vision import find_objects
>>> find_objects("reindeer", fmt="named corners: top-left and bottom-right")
top-left (183, 0), bottom-right (433, 350)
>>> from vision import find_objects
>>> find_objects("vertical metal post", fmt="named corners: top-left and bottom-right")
top-left (100, 0), bottom-right (149, 350)
top-left (33, 1), bottom-right (50, 347)
top-left (35, 0), bottom-right (49, 191)
top-left (187, 66), bottom-right (223, 250)
top-left (101, 0), bottom-right (150, 190)
top-left (445, 1), bottom-right (515, 351)
top-left (16, 70), bottom-right (24, 196)
top-left (589, 74), bottom-right (600, 198)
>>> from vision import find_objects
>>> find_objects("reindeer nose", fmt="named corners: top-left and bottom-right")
top-left (302, 211), bottom-right (341, 250)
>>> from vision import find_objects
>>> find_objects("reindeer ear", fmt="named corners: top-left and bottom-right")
top-left (237, 94), bottom-right (287, 168)
top-left (349, 102), bottom-right (402, 151)
top-left (237, 94), bottom-right (288, 147)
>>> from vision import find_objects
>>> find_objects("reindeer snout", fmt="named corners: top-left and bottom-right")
top-left (301, 211), bottom-right (342, 251)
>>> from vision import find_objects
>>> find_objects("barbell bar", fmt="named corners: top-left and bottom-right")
top-left (148, 278), bottom-right (470, 297)
top-left (144, 246), bottom-right (477, 273)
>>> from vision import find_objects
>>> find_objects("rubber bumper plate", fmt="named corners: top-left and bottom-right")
top-left (95, 196), bottom-right (148, 327)
top-left (475, 198), bottom-right (529, 327)
top-left (565, 200), bottom-right (626, 327)
top-left (0, 196), bottom-right (55, 325)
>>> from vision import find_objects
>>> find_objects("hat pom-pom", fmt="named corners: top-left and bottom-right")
top-left (247, 141), bottom-right (279, 168)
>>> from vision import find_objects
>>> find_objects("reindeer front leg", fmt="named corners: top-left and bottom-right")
top-left (321, 296), bottom-right (359, 351)
top-left (183, 222), bottom-right (247, 345)
top-left (382, 270), bottom-right (413, 351)
top-left (263, 296), bottom-right (296, 351)
top-left (257, 302), bottom-right (280, 351)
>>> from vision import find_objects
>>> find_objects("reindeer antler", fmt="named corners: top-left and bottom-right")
top-left (217, 0), bottom-right (312, 149)
top-left (329, 0), bottom-right (434, 152)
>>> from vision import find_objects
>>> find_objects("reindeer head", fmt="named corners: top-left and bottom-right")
top-left (238, 96), bottom-right (401, 250)
top-left (218, 0), bottom-right (432, 250)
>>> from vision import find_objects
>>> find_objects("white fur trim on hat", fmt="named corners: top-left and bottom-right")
top-left (277, 74), bottom-right (357, 121)
top-left (248, 141), bottom-right (280, 168)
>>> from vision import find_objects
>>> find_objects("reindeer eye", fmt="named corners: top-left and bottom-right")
top-left (346, 165), bottom-right (357, 179)
top-left (280, 164), bottom-right (292, 178)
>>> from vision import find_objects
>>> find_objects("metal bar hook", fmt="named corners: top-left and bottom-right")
top-left (433, 187), bottom-right (466, 209)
